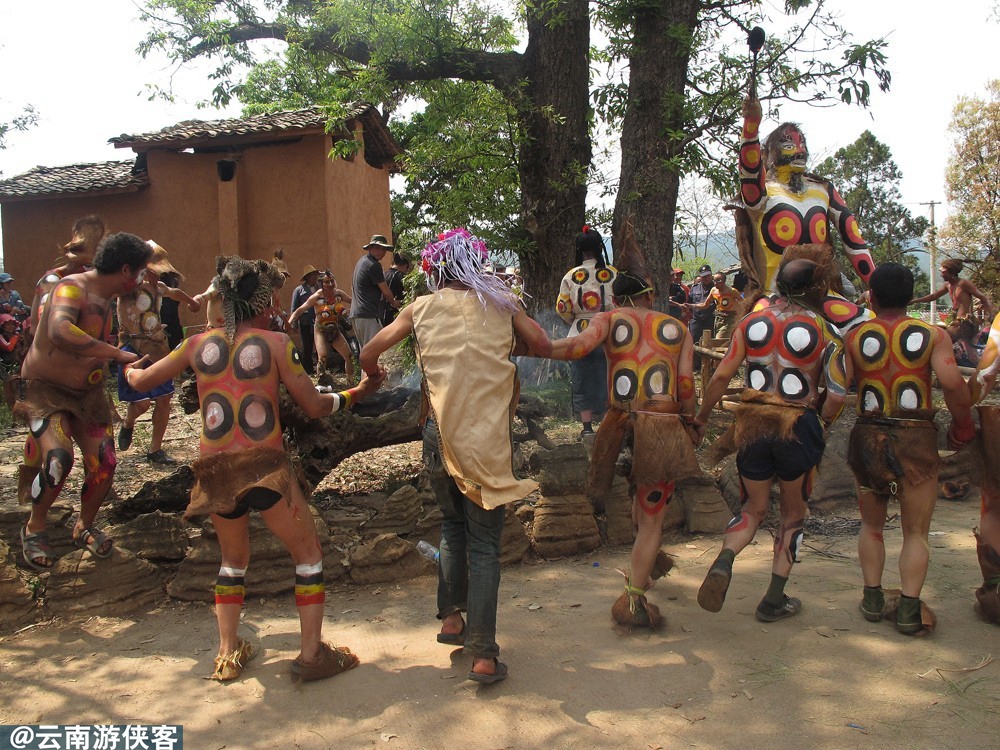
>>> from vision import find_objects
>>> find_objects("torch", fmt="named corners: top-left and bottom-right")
top-left (748, 26), bottom-right (765, 100)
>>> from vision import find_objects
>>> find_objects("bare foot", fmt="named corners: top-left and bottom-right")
top-left (471, 657), bottom-right (498, 677)
top-left (440, 611), bottom-right (464, 636)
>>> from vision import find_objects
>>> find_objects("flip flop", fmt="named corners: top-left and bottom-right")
top-left (73, 526), bottom-right (113, 559)
top-left (468, 659), bottom-right (508, 684)
top-left (20, 525), bottom-right (56, 571)
top-left (436, 621), bottom-right (465, 645)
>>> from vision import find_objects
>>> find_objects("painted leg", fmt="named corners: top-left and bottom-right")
top-left (260, 482), bottom-right (326, 663)
top-left (22, 414), bottom-right (74, 568)
top-left (698, 474), bottom-right (769, 613)
top-left (211, 513), bottom-right (251, 656)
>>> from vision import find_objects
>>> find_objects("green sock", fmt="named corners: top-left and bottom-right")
top-left (712, 548), bottom-right (736, 572)
top-left (763, 573), bottom-right (788, 607)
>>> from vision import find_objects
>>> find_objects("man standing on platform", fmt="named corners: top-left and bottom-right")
top-left (555, 225), bottom-right (617, 438)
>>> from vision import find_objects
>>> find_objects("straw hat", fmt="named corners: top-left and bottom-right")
top-left (300, 265), bottom-right (320, 281)
top-left (271, 249), bottom-right (291, 277)
top-left (145, 240), bottom-right (183, 280)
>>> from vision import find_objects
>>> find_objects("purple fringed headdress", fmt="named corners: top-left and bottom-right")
top-left (421, 228), bottom-right (521, 314)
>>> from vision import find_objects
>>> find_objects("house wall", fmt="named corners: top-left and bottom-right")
top-left (0, 127), bottom-right (395, 328)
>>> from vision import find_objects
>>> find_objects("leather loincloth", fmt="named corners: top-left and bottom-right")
top-left (588, 400), bottom-right (700, 509)
top-left (975, 406), bottom-right (1000, 495)
top-left (974, 528), bottom-right (1000, 625)
top-left (733, 389), bottom-right (808, 450)
top-left (12, 377), bottom-right (114, 425)
top-left (846, 410), bottom-right (939, 499)
top-left (122, 332), bottom-right (170, 361)
top-left (188, 446), bottom-right (304, 519)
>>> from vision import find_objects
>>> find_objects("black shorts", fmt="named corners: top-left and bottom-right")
top-left (736, 411), bottom-right (825, 482)
top-left (217, 486), bottom-right (283, 519)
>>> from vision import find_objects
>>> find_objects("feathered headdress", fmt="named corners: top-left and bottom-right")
top-left (213, 256), bottom-right (285, 343)
top-left (420, 228), bottom-right (521, 314)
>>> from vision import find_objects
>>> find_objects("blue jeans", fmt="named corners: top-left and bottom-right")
top-left (423, 419), bottom-right (504, 660)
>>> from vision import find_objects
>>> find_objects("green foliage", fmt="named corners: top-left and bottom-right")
top-left (137, 0), bottom-right (894, 292)
top-left (594, 0), bottom-right (892, 199)
top-left (0, 104), bottom-right (38, 175)
top-left (940, 80), bottom-right (1000, 297)
top-left (814, 130), bottom-right (929, 290)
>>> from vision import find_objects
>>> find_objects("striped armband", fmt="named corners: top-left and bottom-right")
top-left (332, 389), bottom-right (354, 413)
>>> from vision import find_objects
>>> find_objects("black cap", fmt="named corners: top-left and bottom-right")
top-left (698, 264), bottom-right (712, 275)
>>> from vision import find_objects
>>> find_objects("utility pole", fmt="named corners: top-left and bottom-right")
top-left (921, 201), bottom-right (940, 323)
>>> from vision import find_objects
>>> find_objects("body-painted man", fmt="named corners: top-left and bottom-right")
top-left (125, 256), bottom-right (384, 682)
top-left (552, 269), bottom-right (700, 629)
top-left (116, 242), bottom-right (200, 464)
top-left (289, 271), bottom-right (354, 380)
top-left (739, 97), bottom-right (875, 294)
top-left (362, 228), bottom-right (553, 684)
top-left (967, 308), bottom-right (1000, 625)
top-left (555, 226), bottom-right (618, 437)
top-left (912, 258), bottom-right (994, 340)
top-left (687, 272), bottom-right (744, 341)
top-left (693, 258), bottom-right (849, 622)
top-left (16, 233), bottom-right (151, 570)
top-left (28, 215), bottom-right (106, 342)
top-left (845, 263), bottom-right (974, 634)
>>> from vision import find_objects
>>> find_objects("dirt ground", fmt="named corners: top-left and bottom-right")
top-left (1, 392), bottom-right (998, 749)
top-left (1, 487), bottom-right (997, 748)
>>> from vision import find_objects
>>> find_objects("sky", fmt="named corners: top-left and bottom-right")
top-left (0, 0), bottom-right (997, 267)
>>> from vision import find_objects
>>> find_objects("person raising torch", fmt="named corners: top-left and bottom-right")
top-left (123, 256), bottom-right (384, 683)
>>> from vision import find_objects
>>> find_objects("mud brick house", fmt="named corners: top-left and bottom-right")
top-left (0, 105), bottom-right (403, 320)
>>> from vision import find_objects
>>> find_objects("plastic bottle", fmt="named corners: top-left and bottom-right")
top-left (416, 540), bottom-right (440, 562)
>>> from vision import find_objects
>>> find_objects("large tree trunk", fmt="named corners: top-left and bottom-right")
top-left (612, 1), bottom-right (700, 307)
top-left (516, 0), bottom-right (592, 322)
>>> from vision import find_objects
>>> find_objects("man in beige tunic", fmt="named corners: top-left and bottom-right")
top-left (361, 228), bottom-right (552, 684)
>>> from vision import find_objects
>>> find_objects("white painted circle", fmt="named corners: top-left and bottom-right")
top-left (905, 331), bottom-right (924, 353)
top-left (244, 401), bottom-right (267, 428)
top-left (747, 320), bottom-right (768, 343)
top-left (862, 336), bottom-right (882, 358)
top-left (786, 326), bottom-right (812, 352)
top-left (781, 373), bottom-right (804, 396)
top-left (239, 345), bottom-right (263, 371)
top-left (201, 342), bottom-right (221, 366)
top-left (863, 391), bottom-right (880, 411)
top-left (615, 374), bottom-right (632, 395)
top-left (749, 369), bottom-right (767, 390)
top-left (900, 389), bottom-right (919, 410)
top-left (205, 402), bottom-right (224, 430)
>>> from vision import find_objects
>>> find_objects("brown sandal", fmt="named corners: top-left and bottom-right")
top-left (210, 638), bottom-right (258, 682)
top-left (290, 642), bottom-right (360, 682)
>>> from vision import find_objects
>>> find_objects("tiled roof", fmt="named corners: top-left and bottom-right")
top-left (0, 160), bottom-right (148, 201)
top-left (108, 107), bottom-right (337, 148)
top-left (108, 103), bottom-right (402, 168)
